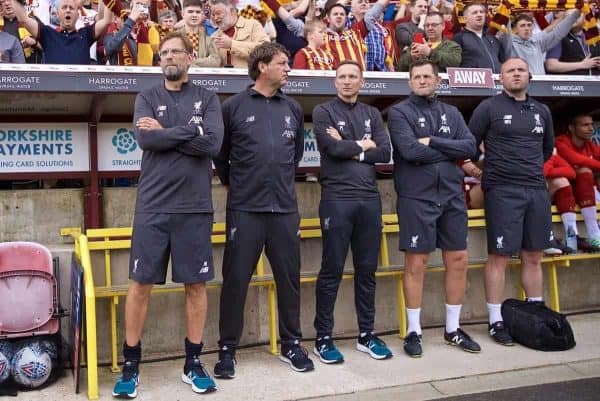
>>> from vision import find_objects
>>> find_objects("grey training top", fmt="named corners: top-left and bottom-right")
top-left (133, 80), bottom-right (224, 213)
top-left (388, 94), bottom-right (476, 204)
top-left (312, 97), bottom-right (391, 201)
top-left (468, 91), bottom-right (554, 189)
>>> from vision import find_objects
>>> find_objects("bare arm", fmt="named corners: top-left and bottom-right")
top-left (94, 1), bottom-right (114, 40)
top-left (12, 0), bottom-right (40, 39)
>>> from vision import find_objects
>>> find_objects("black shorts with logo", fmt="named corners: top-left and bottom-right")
top-left (397, 194), bottom-right (468, 253)
top-left (129, 212), bottom-right (214, 284)
top-left (484, 185), bottom-right (552, 255)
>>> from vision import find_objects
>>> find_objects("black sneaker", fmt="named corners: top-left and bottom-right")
top-left (578, 236), bottom-right (600, 253)
top-left (488, 321), bottom-right (514, 346)
top-left (444, 328), bottom-right (481, 353)
top-left (550, 238), bottom-right (575, 255)
top-left (279, 343), bottom-right (314, 372)
top-left (214, 347), bottom-right (236, 379)
top-left (403, 331), bottom-right (423, 358)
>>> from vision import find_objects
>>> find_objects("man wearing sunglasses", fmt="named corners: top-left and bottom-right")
top-left (113, 31), bottom-right (224, 398)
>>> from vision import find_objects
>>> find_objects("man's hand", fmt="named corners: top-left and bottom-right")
top-left (326, 126), bottom-right (342, 140)
top-left (359, 138), bottom-right (376, 151)
top-left (21, 36), bottom-right (37, 48)
top-left (418, 137), bottom-right (430, 146)
top-left (129, 3), bottom-right (143, 22)
top-left (581, 56), bottom-right (600, 70)
top-left (213, 33), bottom-right (233, 49)
top-left (136, 117), bottom-right (163, 130)
top-left (410, 42), bottom-right (430, 59)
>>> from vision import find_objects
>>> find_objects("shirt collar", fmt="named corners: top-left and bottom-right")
top-left (247, 85), bottom-right (284, 99)
top-left (409, 93), bottom-right (437, 106)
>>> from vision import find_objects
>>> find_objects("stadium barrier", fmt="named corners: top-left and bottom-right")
top-left (60, 204), bottom-right (600, 400)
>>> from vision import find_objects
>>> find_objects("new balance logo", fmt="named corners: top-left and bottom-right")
top-left (496, 236), bottom-right (504, 249)
top-left (410, 235), bottom-right (419, 248)
top-left (230, 227), bottom-right (237, 241)
top-left (245, 115), bottom-right (255, 123)
top-left (199, 261), bottom-right (210, 274)
top-left (133, 258), bottom-right (140, 273)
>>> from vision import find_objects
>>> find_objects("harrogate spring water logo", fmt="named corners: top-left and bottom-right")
top-left (112, 128), bottom-right (137, 154)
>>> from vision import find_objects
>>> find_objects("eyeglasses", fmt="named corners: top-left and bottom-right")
top-left (424, 22), bottom-right (442, 28)
top-left (158, 48), bottom-right (188, 58)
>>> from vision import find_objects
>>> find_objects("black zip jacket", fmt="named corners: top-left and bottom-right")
top-left (214, 87), bottom-right (304, 213)
top-left (468, 91), bottom-right (554, 189)
top-left (388, 94), bottom-right (476, 203)
top-left (133, 81), bottom-right (224, 213)
top-left (312, 97), bottom-right (391, 201)
top-left (453, 29), bottom-right (505, 73)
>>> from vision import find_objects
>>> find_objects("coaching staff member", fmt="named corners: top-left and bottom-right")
top-left (469, 57), bottom-right (554, 346)
top-left (388, 59), bottom-right (480, 358)
top-left (113, 31), bottom-right (224, 398)
top-left (213, 42), bottom-right (314, 378)
top-left (312, 61), bottom-right (392, 364)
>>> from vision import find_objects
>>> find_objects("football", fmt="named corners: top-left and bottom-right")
top-left (11, 342), bottom-right (52, 388)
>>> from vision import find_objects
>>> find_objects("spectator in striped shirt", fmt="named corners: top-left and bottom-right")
top-left (275, 1), bottom-right (366, 69)
top-left (293, 19), bottom-right (335, 69)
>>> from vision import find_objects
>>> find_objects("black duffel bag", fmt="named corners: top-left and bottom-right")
top-left (501, 298), bottom-right (576, 351)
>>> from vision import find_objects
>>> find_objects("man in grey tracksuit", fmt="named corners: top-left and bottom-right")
top-left (311, 60), bottom-right (392, 364)
top-left (388, 59), bottom-right (480, 358)
top-left (213, 42), bottom-right (314, 378)
top-left (498, 9), bottom-right (582, 74)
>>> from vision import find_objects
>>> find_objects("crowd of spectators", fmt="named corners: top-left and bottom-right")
top-left (0, 0), bottom-right (599, 74)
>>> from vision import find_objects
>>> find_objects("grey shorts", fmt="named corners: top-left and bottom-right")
top-left (484, 186), bottom-right (552, 255)
top-left (397, 194), bottom-right (468, 253)
top-left (129, 213), bottom-right (214, 284)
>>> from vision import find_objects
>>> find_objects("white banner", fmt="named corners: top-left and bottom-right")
top-left (98, 123), bottom-right (323, 171)
top-left (0, 123), bottom-right (89, 172)
top-left (97, 124), bottom-right (143, 171)
top-left (301, 123), bottom-right (320, 168)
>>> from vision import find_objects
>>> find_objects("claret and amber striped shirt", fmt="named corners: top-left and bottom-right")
top-left (324, 28), bottom-right (366, 71)
top-left (292, 46), bottom-right (336, 70)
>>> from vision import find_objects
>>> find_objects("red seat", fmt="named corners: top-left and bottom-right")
top-left (0, 242), bottom-right (59, 339)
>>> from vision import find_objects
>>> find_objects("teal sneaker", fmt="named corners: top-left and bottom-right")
top-left (588, 237), bottom-right (600, 251)
top-left (112, 360), bottom-right (139, 399)
top-left (356, 333), bottom-right (393, 360)
top-left (181, 358), bottom-right (217, 393)
top-left (313, 336), bottom-right (344, 364)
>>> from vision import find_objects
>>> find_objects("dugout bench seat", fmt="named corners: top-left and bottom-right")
top-left (61, 204), bottom-right (600, 400)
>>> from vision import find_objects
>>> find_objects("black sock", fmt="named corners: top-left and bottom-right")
top-left (184, 338), bottom-right (203, 368)
top-left (123, 341), bottom-right (141, 364)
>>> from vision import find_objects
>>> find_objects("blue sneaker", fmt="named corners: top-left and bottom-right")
top-left (356, 333), bottom-right (393, 360)
top-left (313, 336), bottom-right (344, 364)
top-left (181, 358), bottom-right (217, 393)
top-left (112, 360), bottom-right (139, 399)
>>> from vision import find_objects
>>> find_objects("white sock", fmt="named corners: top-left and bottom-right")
top-left (581, 206), bottom-right (600, 239)
top-left (561, 212), bottom-right (578, 236)
top-left (487, 303), bottom-right (503, 325)
top-left (445, 304), bottom-right (462, 333)
top-left (527, 296), bottom-right (543, 302)
top-left (406, 308), bottom-right (422, 335)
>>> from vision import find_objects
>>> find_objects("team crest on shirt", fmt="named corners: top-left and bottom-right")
top-left (157, 105), bottom-right (167, 117)
top-left (418, 117), bottom-right (426, 128)
top-left (532, 113), bottom-right (544, 135)
top-left (337, 121), bottom-right (346, 132)
top-left (364, 119), bottom-right (372, 138)
top-left (282, 115), bottom-right (296, 138)
top-left (188, 102), bottom-right (203, 125)
top-left (439, 113), bottom-right (451, 134)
